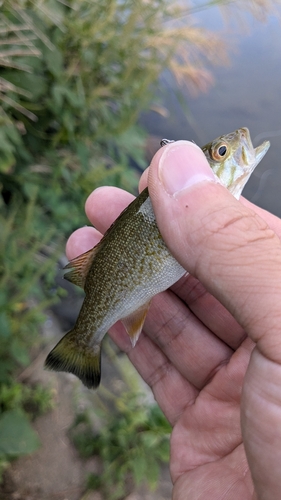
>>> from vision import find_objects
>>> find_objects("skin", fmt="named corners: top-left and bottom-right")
top-left (66, 141), bottom-right (281, 500)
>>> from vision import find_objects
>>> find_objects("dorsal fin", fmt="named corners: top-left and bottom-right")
top-left (64, 246), bottom-right (98, 289)
top-left (122, 301), bottom-right (151, 347)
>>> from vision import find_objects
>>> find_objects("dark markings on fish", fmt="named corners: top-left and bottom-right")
top-left (45, 329), bottom-right (101, 389)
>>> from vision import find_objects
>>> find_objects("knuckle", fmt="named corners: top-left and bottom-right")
top-left (192, 205), bottom-right (280, 280)
top-left (201, 206), bottom-right (276, 251)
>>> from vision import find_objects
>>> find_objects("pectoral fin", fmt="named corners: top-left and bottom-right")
top-left (122, 301), bottom-right (151, 347)
top-left (64, 245), bottom-right (99, 289)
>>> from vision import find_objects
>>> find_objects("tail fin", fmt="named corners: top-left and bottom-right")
top-left (44, 329), bottom-right (101, 389)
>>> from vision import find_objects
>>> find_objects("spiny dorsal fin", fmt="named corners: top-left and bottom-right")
top-left (122, 301), bottom-right (151, 347)
top-left (64, 246), bottom-right (98, 289)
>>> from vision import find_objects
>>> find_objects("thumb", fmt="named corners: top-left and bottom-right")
top-left (148, 140), bottom-right (281, 498)
top-left (148, 140), bottom-right (281, 360)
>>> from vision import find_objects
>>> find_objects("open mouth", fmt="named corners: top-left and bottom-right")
top-left (239, 127), bottom-right (270, 167)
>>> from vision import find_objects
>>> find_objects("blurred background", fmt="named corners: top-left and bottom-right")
top-left (0, 1), bottom-right (281, 499)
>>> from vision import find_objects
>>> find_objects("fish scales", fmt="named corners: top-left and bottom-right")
top-left (45, 128), bottom-right (270, 389)
top-left (77, 189), bottom-right (185, 346)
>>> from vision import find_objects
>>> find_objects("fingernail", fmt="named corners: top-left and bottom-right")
top-left (159, 141), bottom-right (217, 196)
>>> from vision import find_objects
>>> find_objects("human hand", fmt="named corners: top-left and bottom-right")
top-left (66, 141), bottom-right (281, 500)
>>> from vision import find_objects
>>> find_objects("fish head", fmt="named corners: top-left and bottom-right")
top-left (202, 127), bottom-right (270, 199)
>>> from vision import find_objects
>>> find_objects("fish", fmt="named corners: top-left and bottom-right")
top-left (45, 127), bottom-right (270, 389)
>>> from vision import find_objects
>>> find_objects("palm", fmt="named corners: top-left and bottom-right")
top-left (67, 186), bottom-right (281, 500)
top-left (170, 337), bottom-right (253, 499)
top-left (108, 272), bottom-right (254, 499)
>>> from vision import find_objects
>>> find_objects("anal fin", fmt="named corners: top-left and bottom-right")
top-left (122, 301), bottom-right (151, 347)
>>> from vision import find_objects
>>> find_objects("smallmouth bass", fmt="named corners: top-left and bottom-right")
top-left (45, 128), bottom-right (270, 389)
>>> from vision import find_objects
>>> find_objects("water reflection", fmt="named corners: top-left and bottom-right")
top-left (141, 1), bottom-right (281, 216)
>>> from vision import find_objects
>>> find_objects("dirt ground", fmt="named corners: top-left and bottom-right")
top-left (1, 311), bottom-right (173, 500)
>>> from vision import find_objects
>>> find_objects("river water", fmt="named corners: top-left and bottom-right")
top-left (141, 1), bottom-right (281, 217)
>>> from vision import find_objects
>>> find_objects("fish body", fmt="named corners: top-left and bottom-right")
top-left (45, 128), bottom-right (270, 389)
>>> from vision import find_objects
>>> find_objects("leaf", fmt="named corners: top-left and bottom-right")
top-left (131, 452), bottom-right (147, 486)
top-left (0, 360), bottom-right (13, 382)
top-left (4, 71), bottom-right (47, 100)
top-left (0, 151), bottom-right (15, 174)
top-left (146, 457), bottom-right (160, 490)
top-left (141, 431), bottom-right (160, 449)
top-left (44, 46), bottom-right (63, 77)
top-left (0, 312), bottom-right (11, 339)
top-left (0, 409), bottom-right (40, 458)
top-left (10, 339), bottom-right (30, 367)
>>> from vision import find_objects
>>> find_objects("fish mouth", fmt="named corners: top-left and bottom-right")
top-left (239, 127), bottom-right (270, 169)
top-left (254, 140), bottom-right (270, 164)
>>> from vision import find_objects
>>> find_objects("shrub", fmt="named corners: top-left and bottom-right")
top-left (0, 196), bottom-right (58, 476)
top-left (0, 0), bottom-right (225, 486)
top-left (0, 0), bottom-right (225, 232)
top-left (70, 346), bottom-right (172, 500)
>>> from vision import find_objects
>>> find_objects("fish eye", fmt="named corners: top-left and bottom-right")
top-left (212, 143), bottom-right (228, 161)
top-left (218, 145), bottom-right (227, 156)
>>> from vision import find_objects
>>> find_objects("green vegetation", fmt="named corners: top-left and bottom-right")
top-left (1, 0), bottom-right (273, 494)
top-left (0, 0), bottom-right (224, 480)
top-left (0, 197), bottom-right (58, 378)
top-left (71, 345), bottom-right (172, 499)
top-left (73, 396), bottom-right (171, 500)
top-left (0, 196), bottom-right (58, 479)
top-left (0, 0), bottom-right (225, 232)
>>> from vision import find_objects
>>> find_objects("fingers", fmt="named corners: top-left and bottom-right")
top-left (141, 176), bottom-right (281, 242)
top-left (147, 140), bottom-right (281, 497)
top-left (66, 186), bottom-right (241, 414)
top-left (66, 185), bottom-right (247, 351)
top-left (66, 219), bottom-right (237, 409)
top-left (108, 320), bottom-right (199, 425)
top-left (170, 338), bottom-right (254, 483)
top-left (141, 289), bottom-right (233, 389)
top-left (171, 274), bottom-right (246, 350)
top-left (66, 226), bottom-right (103, 260)
top-left (139, 168), bottom-right (149, 192)
top-left (241, 347), bottom-right (281, 499)
top-left (107, 288), bottom-right (242, 426)
top-left (66, 187), bottom-right (135, 260)
top-left (241, 198), bottom-right (281, 240)
top-left (148, 141), bottom-right (281, 360)
top-left (85, 186), bottom-right (135, 234)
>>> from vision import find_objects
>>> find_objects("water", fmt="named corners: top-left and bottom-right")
top-left (141, 2), bottom-right (281, 217)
